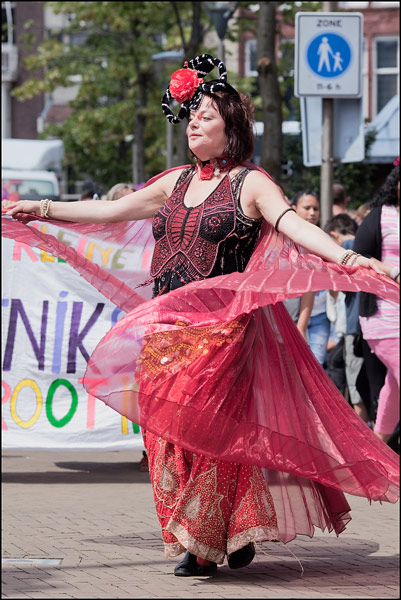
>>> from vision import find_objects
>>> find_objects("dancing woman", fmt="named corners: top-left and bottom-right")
top-left (2, 55), bottom-right (399, 577)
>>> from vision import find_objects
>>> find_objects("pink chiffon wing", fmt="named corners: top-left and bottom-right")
top-left (2, 163), bottom-right (399, 516)
top-left (1, 166), bottom-right (186, 312)
top-left (1, 213), bottom-right (155, 312)
top-left (82, 286), bottom-right (399, 505)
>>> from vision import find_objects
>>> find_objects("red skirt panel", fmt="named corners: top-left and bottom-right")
top-left (143, 430), bottom-right (279, 563)
top-left (88, 302), bottom-right (398, 507)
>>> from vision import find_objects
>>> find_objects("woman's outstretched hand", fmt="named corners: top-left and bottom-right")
top-left (354, 254), bottom-right (387, 275)
top-left (2, 200), bottom-right (41, 217)
top-left (370, 257), bottom-right (400, 282)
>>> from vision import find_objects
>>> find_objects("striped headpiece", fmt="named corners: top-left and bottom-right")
top-left (162, 54), bottom-right (240, 124)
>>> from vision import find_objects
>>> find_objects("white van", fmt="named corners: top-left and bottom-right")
top-left (2, 167), bottom-right (60, 202)
top-left (1, 138), bottom-right (64, 202)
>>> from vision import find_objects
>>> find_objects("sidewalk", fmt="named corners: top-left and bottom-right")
top-left (2, 449), bottom-right (399, 599)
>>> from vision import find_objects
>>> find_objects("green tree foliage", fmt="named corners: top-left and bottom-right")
top-left (12, 0), bottom-right (381, 206)
top-left (13, 1), bottom-right (207, 188)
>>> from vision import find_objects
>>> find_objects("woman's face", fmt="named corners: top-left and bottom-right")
top-left (294, 194), bottom-right (320, 225)
top-left (186, 96), bottom-right (227, 162)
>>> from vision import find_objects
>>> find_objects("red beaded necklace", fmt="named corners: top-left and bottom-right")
top-left (196, 156), bottom-right (234, 180)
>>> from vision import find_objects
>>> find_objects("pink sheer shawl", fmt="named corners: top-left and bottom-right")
top-left (2, 163), bottom-right (399, 525)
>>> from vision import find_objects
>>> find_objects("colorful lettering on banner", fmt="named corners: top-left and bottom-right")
top-left (2, 381), bottom-right (11, 430)
top-left (2, 375), bottom-right (141, 438)
top-left (46, 379), bottom-right (78, 428)
top-left (1, 236), bottom-right (144, 450)
top-left (10, 379), bottom-right (42, 428)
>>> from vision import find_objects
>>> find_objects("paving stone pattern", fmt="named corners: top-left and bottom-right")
top-left (2, 450), bottom-right (399, 599)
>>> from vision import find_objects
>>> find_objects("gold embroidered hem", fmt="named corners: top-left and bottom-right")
top-left (166, 521), bottom-right (226, 564)
top-left (227, 525), bottom-right (279, 556)
top-left (163, 539), bottom-right (186, 559)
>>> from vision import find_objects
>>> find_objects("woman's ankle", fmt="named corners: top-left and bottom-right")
top-left (196, 557), bottom-right (212, 566)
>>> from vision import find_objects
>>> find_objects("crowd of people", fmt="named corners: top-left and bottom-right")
top-left (328, 172), bottom-right (399, 448)
top-left (2, 53), bottom-right (399, 578)
top-left (281, 172), bottom-right (400, 451)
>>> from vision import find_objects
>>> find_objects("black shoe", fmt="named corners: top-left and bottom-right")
top-left (174, 551), bottom-right (217, 577)
top-left (227, 542), bottom-right (255, 569)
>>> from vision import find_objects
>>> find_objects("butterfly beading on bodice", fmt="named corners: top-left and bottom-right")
top-left (150, 167), bottom-right (262, 296)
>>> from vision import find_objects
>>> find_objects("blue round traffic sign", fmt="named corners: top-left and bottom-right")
top-left (306, 33), bottom-right (351, 78)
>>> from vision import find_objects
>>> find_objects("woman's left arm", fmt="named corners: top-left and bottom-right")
top-left (245, 171), bottom-right (384, 272)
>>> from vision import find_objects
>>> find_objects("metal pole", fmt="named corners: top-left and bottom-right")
top-left (166, 121), bottom-right (173, 169)
top-left (320, 1), bottom-right (334, 229)
top-left (219, 38), bottom-right (225, 64)
top-left (133, 139), bottom-right (139, 186)
top-left (320, 98), bottom-right (334, 228)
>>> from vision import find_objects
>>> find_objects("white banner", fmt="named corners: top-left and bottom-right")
top-left (1, 231), bottom-right (145, 451)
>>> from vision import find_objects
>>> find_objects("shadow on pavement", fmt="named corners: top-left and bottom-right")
top-left (2, 461), bottom-right (151, 484)
top-left (95, 533), bottom-right (382, 556)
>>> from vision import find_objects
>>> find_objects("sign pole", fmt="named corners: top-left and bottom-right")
top-left (321, 97), bottom-right (334, 227)
top-left (320, 1), bottom-right (335, 228)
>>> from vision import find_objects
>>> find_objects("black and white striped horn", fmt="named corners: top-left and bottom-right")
top-left (161, 53), bottom-right (240, 124)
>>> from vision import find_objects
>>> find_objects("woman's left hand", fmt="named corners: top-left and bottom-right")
top-left (355, 255), bottom-right (386, 274)
top-left (369, 257), bottom-right (400, 283)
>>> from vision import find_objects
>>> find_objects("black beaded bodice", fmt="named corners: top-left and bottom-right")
top-left (151, 167), bottom-right (262, 296)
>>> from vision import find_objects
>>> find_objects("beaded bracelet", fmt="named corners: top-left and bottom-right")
top-left (338, 249), bottom-right (354, 265)
top-left (40, 198), bottom-right (52, 218)
top-left (347, 253), bottom-right (361, 266)
top-left (343, 251), bottom-right (359, 265)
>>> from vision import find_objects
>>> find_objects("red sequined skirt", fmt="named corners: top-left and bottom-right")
top-left (143, 430), bottom-right (279, 563)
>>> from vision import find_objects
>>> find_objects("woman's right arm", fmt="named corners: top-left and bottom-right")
top-left (2, 169), bottom-right (182, 223)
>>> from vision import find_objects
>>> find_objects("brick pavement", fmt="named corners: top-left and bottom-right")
top-left (2, 449), bottom-right (399, 599)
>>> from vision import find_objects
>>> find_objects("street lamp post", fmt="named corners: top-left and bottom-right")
top-left (204, 2), bottom-right (238, 64)
top-left (152, 51), bottom-right (184, 170)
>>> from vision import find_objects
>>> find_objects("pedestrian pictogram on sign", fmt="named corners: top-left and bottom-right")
top-left (307, 33), bottom-right (351, 78)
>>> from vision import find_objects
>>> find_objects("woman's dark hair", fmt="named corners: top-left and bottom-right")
top-left (205, 91), bottom-right (255, 163)
top-left (372, 164), bottom-right (400, 207)
top-left (291, 189), bottom-right (319, 207)
top-left (323, 213), bottom-right (358, 236)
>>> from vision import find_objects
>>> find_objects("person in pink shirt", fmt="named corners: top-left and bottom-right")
top-left (354, 161), bottom-right (400, 444)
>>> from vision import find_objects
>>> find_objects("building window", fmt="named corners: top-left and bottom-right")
top-left (278, 39), bottom-right (296, 121)
top-left (338, 1), bottom-right (399, 6)
top-left (373, 37), bottom-right (399, 115)
top-left (245, 38), bottom-right (257, 77)
top-left (370, 2), bottom-right (400, 7)
top-left (2, 1), bottom-right (15, 44)
top-left (338, 2), bottom-right (368, 7)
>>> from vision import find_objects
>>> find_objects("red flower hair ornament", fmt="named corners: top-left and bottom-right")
top-left (161, 54), bottom-right (240, 124)
top-left (393, 156), bottom-right (399, 167)
top-left (169, 63), bottom-right (203, 103)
